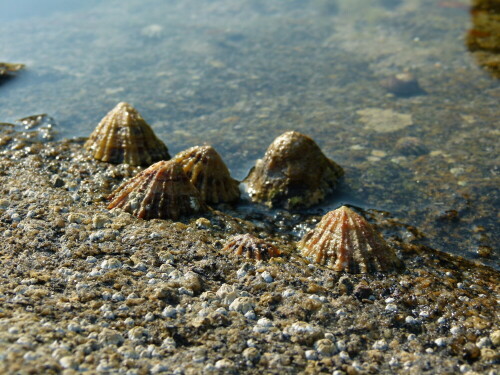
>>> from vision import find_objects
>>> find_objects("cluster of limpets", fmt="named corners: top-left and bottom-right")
top-left (85, 102), bottom-right (403, 274)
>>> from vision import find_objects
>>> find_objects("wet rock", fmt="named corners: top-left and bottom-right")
top-left (395, 137), bottom-right (429, 156)
top-left (380, 72), bottom-right (425, 97)
top-left (357, 108), bottom-right (413, 133)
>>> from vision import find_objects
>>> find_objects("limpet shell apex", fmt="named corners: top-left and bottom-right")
top-left (298, 206), bottom-right (403, 273)
top-left (108, 160), bottom-right (207, 220)
top-left (85, 102), bottom-right (170, 166)
top-left (173, 145), bottom-right (240, 204)
top-left (244, 131), bottom-right (343, 209)
top-left (222, 234), bottom-right (281, 261)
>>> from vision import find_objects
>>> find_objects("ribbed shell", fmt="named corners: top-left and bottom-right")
top-left (298, 206), bottom-right (403, 273)
top-left (222, 234), bottom-right (281, 261)
top-left (245, 131), bottom-right (343, 209)
top-left (85, 102), bottom-right (170, 166)
top-left (107, 160), bottom-right (207, 220)
top-left (173, 145), bottom-right (240, 204)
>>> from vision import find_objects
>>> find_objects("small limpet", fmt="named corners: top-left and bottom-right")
top-left (173, 145), bottom-right (240, 204)
top-left (222, 234), bottom-right (281, 261)
top-left (298, 206), bottom-right (403, 273)
top-left (108, 160), bottom-right (207, 220)
top-left (85, 102), bottom-right (170, 166)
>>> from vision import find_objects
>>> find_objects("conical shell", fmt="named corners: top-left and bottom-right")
top-left (85, 102), bottom-right (170, 166)
top-left (222, 234), bottom-right (281, 261)
top-left (173, 145), bottom-right (240, 204)
top-left (298, 206), bottom-right (403, 273)
top-left (108, 160), bottom-right (207, 220)
top-left (244, 131), bottom-right (343, 209)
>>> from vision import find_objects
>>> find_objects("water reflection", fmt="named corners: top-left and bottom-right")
top-left (466, 0), bottom-right (500, 78)
top-left (0, 0), bottom-right (98, 21)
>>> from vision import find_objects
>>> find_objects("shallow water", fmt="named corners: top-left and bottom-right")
top-left (1, 0), bottom-right (498, 269)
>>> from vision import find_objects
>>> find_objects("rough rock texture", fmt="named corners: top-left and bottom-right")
top-left (0, 133), bottom-right (498, 374)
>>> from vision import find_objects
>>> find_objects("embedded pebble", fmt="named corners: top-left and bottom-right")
top-left (435, 338), bottom-right (448, 347)
top-left (261, 271), bottom-right (273, 283)
top-left (490, 330), bottom-right (500, 346)
top-left (229, 297), bottom-right (255, 314)
top-left (372, 339), bottom-right (388, 351)
top-left (100, 258), bottom-right (122, 270)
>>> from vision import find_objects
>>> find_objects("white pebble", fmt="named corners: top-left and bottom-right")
top-left (434, 337), bottom-right (447, 347)
top-left (236, 267), bottom-right (247, 279)
top-left (257, 318), bottom-right (273, 327)
top-left (419, 310), bottom-right (430, 318)
top-left (244, 310), bottom-right (257, 320)
top-left (162, 337), bottom-right (176, 349)
top-left (112, 293), bottom-right (125, 302)
top-left (476, 337), bottom-right (492, 348)
top-left (59, 356), bottom-right (78, 369)
top-left (103, 311), bottom-right (116, 320)
top-left (385, 304), bottom-right (398, 312)
top-left (67, 323), bottom-right (81, 332)
top-left (339, 351), bottom-right (350, 360)
top-left (305, 350), bottom-right (317, 360)
top-left (151, 364), bottom-right (169, 374)
top-left (460, 364), bottom-right (471, 373)
top-left (162, 306), bottom-right (177, 318)
top-left (100, 259), bottom-right (122, 270)
top-left (405, 316), bottom-right (418, 324)
top-left (372, 339), bottom-right (388, 351)
top-left (261, 271), bottom-right (273, 283)
top-left (229, 297), bottom-right (255, 314)
top-left (23, 351), bottom-right (38, 361)
top-left (214, 307), bottom-right (227, 316)
top-left (388, 358), bottom-right (399, 367)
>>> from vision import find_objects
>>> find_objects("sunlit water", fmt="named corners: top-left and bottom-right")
top-left (1, 0), bottom-right (498, 269)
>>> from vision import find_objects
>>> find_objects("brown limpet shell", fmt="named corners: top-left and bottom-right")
top-left (173, 145), bottom-right (240, 204)
top-left (298, 206), bottom-right (403, 273)
top-left (222, 234), bottom-right (281, 261)
top-left (108, 160), bottom-right (207, 220)
top-left (244, 131), bottom-right (343, 209)
top-left (0, 62), bottom-right (25, 76)
top-left (84, 102), bottom-right (170, 166)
